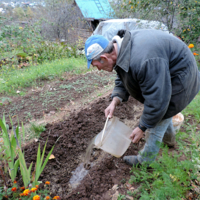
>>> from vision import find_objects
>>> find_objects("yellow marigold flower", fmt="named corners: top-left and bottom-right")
top-left (45, 181), bottom-right (50, 185)
top-left (188, 44), bottom-right (194, 48)
top-left (23, 189), bottom-right (30, 196)
top-left (45, 196), bottom-right (50, 200)
top-left (53, 196), bottom-right (61, 200)
top-left (19, 27), bottom-right (23, 30)
top-left (170, 174), bottom-right (177, 182)
top-left (13, 180), bottom-right (17, 184)
top-left (33, 195), bottom-right (40, 200)
top-left (31, 187), bottom-right (37, 192)
top-left (131, 6), bottom-right (133, 9)
top-left (193, 52), bottom-right (199, 56)
top-left (187, 28), bottom-right (190, 31)
top-left (11, 187), bottom-right (17, 192)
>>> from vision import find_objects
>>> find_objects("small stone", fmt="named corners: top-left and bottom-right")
top-left (112, 184), bottom-right (118, 190)
top-left (126, 195), bottom-right (134, 200)
top-left (125, 182), bottom-right (132, 189)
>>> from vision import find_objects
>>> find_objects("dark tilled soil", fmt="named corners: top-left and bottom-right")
top-left (23, 95), bottom-right (144, 199)
top-left (0, 71), bottom-right (115, 126)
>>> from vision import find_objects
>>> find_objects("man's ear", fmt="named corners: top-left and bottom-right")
top-left (100, 54), bottom-right (108, 62)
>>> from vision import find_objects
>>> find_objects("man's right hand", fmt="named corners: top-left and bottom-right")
top-left (105, 97), bottom-right (121, 118)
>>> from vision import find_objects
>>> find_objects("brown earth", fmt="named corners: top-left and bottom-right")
top-left (0, 70), bottom-right (197, 199)
top-left (23, 95), bottom-right (144, 200)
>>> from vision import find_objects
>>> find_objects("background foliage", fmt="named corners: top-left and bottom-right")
top-left (111, 0), bottom-right (200, 43)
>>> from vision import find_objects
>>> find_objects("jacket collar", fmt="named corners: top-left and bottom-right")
top-left (114, 31), bottom-right (131, 73)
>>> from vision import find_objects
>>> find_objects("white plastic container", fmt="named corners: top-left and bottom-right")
top-left (172, 112), bottom-right (184, 133)
top-left (94, 117), bottom-right (132, 158)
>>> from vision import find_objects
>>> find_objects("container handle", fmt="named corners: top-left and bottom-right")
top-left (100, 115), bottom-right (110, 146)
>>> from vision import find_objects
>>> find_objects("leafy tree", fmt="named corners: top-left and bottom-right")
top-left (112, 0), bottom-right (200, 42)
top-left (26, 7), bottom-right (34, 19)
top-left (13, 7), bottom-right (26, 20)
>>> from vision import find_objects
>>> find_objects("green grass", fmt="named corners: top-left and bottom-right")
top-left (0, 57), bottom-right (87, 95)
top-left (182, 92), bottom-right (200, 120)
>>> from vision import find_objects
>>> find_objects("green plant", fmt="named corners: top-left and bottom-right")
top-left (128, 138), bottom-right (198, 199)
top-left (0, 180), bottom-right (60, 200)
top-left (0, 16), bottom-right (43, 66)
top-left (177, 0), bottom-right (200, 43)
top-left (117, 193), bottom-right (126, 200)
top-left (17, 148), bottom-right (33, 188)
top-left (32, 141), bottom-right (54, 187)
top-left (0, 115), bottom-right (56, 198)
top-left (30, 123), bottom-right (46, 138)
top-left (0, 116), bottom-right (20, 182)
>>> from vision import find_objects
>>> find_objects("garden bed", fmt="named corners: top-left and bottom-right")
top-left (23, 95), bottom-right (144, 199)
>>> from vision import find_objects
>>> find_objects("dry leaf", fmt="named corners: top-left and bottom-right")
top-left (49, 154), bottom-right (55, 159)
top-left (129, 187), bottom-right (135, 191)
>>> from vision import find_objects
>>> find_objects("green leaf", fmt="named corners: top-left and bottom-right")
top-left (40, 145), bottom-right (54, 174)
top-left (33, 141), bottom-right (54, 185)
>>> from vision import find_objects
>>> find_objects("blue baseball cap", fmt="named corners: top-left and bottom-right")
top-left (85, 35), bottom-right (109, 69)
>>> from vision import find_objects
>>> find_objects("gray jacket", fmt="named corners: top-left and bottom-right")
top-left (112, 29), bottom-right (200, 128)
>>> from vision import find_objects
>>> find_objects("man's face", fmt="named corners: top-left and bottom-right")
top-left (91, 58), bottom-right (114, 72)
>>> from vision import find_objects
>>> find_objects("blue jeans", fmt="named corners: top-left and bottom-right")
top-left (137, 117), bottom-right (176, 164)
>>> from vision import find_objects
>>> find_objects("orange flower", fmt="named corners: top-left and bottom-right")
top-left (31, 187), bottom-right (37, 192)
top-left (20, 193), bottom-right (24, 196)
top-left (188, 44), bottom-right (194, 48)
top-left (33, 195), bottom-right (40, 200)
top-left (13, 180), bottom-right (17, 184)
top-left (45, 196), bottom-right (50, 200)
top-left (53, 196), bottom-right (61, 200)
top-left (20, 186), bottom-right (25, 190)
top-left (11, 187), bottom-right (17, 192)
top-left (193, 52), bottom-right (199, 56)
top-left (45, 181), bottom-right (50, 185)
top-left (35, 185), bottom-right (39, 189)
top-left (23, 189), bottom-right (30, 196)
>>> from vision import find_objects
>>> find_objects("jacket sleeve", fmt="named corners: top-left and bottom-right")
top-left (111, 74), bottom-right (130, 102)
top-left (138, 58), bottom-right (172, 128)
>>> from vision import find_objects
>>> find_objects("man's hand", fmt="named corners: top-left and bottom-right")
top-left (105, 97), bottom-right (121, 118)
top-left (130, 127), bottom-right (144, 143)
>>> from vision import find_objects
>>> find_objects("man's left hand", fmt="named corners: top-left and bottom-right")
top-left (130, 127), bottom-right (144, 143)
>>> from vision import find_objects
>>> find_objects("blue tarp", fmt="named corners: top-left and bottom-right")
top-left (75, 0), bottom-right (115, 19)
